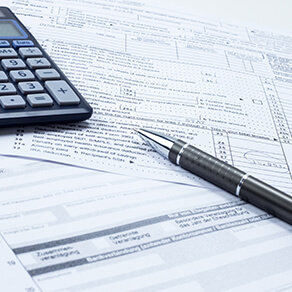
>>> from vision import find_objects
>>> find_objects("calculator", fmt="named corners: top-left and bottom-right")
top-left (0, 7), bottom-right (93, 126)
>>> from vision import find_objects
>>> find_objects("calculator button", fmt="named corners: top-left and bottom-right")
top-left (0, 71), bottom-right (8, 82)
top-left (18, 81), bottom-right (44, 94)
top-left (1, 59), bottom-right (26, 70)
top-left (35, 69), bottom-right (60, 81)
top-left (45, 80), bottom-right (80, 105)
top-left (19, 47), bottom-right (42, 58)
top-left (26, 58), bottom-right (51, 69)
top-left (0, 41), bottom-right (10, 48)
top-left (0, 95), bottom-right (26, 109)
top-left (12, 40), bottom-right (34, 49)
top-left (0, 48), bottom-right (18, 59)
top-left (0, 83), bottom-right (17, 95)
top-left (27, 93), bottom-right (53, 107)
top-left (10, 70), bottom-right (35, 82)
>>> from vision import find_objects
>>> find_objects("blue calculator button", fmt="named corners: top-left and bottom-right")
top-left (12, 40), bottom-right (34, 48)
top-left (0, 41), bottom-right (10, 48)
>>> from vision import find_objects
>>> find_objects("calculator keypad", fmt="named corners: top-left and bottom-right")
top-left (0, 48), bottom-right (18, 58)
top-left (0, 71), bottom-right (8, 82)
top-left (12, 40), bottom-right (34, 48)
top-left (35, 69), bottom-right (60, 81)
top-left (0, 41), bottom-right (10, 48)
top-left (0, 43), bottom-right (81, 112)
top-left (1, 58), bottom-right (26, 70)
top-left (27, 93), bottom-right (53, 107)
top-left (45, 80), bottom-right (80, 105)
top-left (0, 83), bottom-right (17, 95)
top-left (10, 70), bottom-right (35, 82)
top-left (0, 6), bottom-right (92, 126)
top-left (27, 57), bottom-right (51, 69)
top-left (0, 95), bottom-right (26, 109)
top-left (19, 81), bottom-right (44, 94)
top-left (19, 47), bottom-right (42, 58)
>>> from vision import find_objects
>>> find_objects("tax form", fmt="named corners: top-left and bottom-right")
top-left (0, 156), bottom-right (291, 291)
top-left (1, 0), bottom-right (292, 193)
top-left (0, 2), bottom-right (291, 290)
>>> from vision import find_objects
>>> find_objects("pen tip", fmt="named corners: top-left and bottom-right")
top-left (134, 128), bottom-right (142, 134)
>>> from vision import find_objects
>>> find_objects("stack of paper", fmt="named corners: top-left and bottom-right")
top-left (0, 0), bottom-right (291, 291)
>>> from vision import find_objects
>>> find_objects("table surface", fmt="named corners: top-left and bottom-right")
top-left (158, 0), bottom-right (292, 35)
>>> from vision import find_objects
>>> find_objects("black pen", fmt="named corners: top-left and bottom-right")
top-left (135, 128), bottom-right (292, 225)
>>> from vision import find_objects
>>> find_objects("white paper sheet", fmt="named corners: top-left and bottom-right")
top-left (0, 2), bottom-right (292, 290)
top-left (1, 0), bottom-right (292, 193)
top-left (0, 156), bottom-right (291, 291)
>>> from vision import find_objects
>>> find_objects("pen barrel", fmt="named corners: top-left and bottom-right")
top-left (169, 140), bottom-right (292, 224)
top-left (240, 176), bottom-right (292, 225)
top-left (169, 140), bottom-right (246, 194)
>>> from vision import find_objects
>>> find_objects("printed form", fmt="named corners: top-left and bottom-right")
top-left (1, 0), bottom-right (292, 193)
top-left (0, 156), bottom-right (291, 291)
top-left (0, 1), bottom-right (292, 291)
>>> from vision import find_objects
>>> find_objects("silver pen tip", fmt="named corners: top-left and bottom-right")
top-left (134, 128), bottom-right (176, 158)
top-left (134, 128), bottom-right (150, 136)
top-left (134, 128), bottom-right (141, 133)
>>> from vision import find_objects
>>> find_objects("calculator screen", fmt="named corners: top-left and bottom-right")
top-left (0, 20), bottom-right (23, 37)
